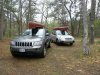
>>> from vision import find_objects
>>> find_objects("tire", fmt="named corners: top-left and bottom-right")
top-left (56, 39), bottom-right (60, 45)
top-left (11, 51), bottom-right (18, 57)
top-left (39, 46), bottom-right (47, 58)
top-left (47, 42), bottom-right (51, 48)
top-left (51, 39), bottom-right (54, 43)
top-left (69, 43), bottom-right (73, 46)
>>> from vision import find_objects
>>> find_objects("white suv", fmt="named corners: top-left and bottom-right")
top-left (50, 29), bottom-right (75, 46)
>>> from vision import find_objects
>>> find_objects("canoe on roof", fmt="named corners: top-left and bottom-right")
top-left (53, 26), bottom-right (69, 31)
top-left (28, 21), bottom-right (45, 29)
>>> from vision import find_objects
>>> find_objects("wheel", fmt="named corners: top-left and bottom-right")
top-left (11, 51), bottom-right (18, 57)
top-left (69, 43), bottom-right (73, 46)
top-left (47, 41), bottom-right (51, 48)
top-left (56, 39), bottom-right (60, 45)
top-left (51, 39), bottom-right (54, 43)
top-left (39, 46), bottom-right (47, 58)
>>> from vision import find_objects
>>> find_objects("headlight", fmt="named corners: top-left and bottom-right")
top-left (60, 37), bottom-right (65, 41)
top-left (10, 41), bottom-right (15, 45)
top-left (71, 37), bottom-right (75, 41)
top-left (33, 41), bottom-right (42, 46)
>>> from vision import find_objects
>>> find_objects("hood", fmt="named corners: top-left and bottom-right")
top-left (57, 35), bottom-right (74, 40)
top-left (61, 35), bottom-right (73, 38)
top-left (13, 36), bottom-right (42, 42)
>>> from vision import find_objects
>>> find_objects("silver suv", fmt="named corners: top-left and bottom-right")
top-left (10, 27), bottom-right (51, 58)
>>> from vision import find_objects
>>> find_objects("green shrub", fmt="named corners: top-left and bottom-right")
top-left (96, 40), bottom-right (100, 44)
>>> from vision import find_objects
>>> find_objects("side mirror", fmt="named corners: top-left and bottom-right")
top-left (46, 33), bottom-right (50, 36)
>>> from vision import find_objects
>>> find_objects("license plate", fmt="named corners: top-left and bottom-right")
top-left (66, 38), bottom-right (72, 41)
top-left (19, 49), bottom-right (25, 52)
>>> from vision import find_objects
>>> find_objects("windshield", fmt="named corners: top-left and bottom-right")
top-left (22, 28), bottom-right (44, 37)
top-left (56, 30), bottom-right (69, 35)
top-left (22, 29), bottom-right (32, 36)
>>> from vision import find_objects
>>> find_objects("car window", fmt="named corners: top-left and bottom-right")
top-left (22, 28), bottom-right (44, 37)
top-left (56, 30), bottom-right (69, 35)
top-left (56, 30), bottom-right (62, 35)
top-left (35, 28), bottom-right (44, 37)
top-left (65, 31), bottom-right (69, 35)
top-left (22, 29), bottom-right (32, 36)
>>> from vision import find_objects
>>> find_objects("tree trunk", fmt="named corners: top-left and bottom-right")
top-left (96, 0), bottom-right (100, 19)
top-left (18, 0), bottom-right (22, 34)
top-left (45, 7), bottom-right (49, 25)
top-left (41, 2), bottom-right (45, 23)
top-left (29, 0), bottom-right (32, 21)
top-left (76, 20), bottom-right (81, 36)
top-left (89, 0), bottom-right (96, 44)
top-left (81, 0), bottom-right (90, 55)
top-left (9, 12), bottom-right (12, 37)
top-left (0, 0), bottom-right (4, 40)
top-left (6, 7), bottom-right (9, 37)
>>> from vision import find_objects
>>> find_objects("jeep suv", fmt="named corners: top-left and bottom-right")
top-left (10, 22), bottom-right (51, 58)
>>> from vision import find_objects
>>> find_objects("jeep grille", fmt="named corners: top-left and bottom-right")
top-left (15, 42), bottom-right (32, 47)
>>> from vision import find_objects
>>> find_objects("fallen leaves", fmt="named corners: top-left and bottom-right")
top-left (0, 38), bottom-right (100, 75)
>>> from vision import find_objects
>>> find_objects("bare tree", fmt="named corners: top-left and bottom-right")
top-left (81, 0), bottom-right (90, 55)
top-left (96, 0), bottom-right (100, 19)
top-left (28, 0), bottom-right (32, 21)
top-left (18, 0), bottom-right (23, 34)
top-left (64, 0), bottom-right (74, 35)
top-left (9, 0), bottom-right (13, 37)
top-left (49, 0), bottom-right (79, 35)
top-left (0, 0), bottom-right (4, 40)
top-left (25, 0), bottom-right (37, 23)
top-left (89, 0), bottom-right (96, 44)
top-left (41, 2), bottom-right (45, 23)
top-left (49, 0), bottom-right (68, 26)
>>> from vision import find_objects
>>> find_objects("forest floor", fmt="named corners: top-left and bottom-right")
top-left (0, 38), bottom-right (100, 75)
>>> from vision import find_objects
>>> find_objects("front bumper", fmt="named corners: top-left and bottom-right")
top-left (10, 46), bottom-right (42, 56)
top-left (59, 40), bottom-right (75, 44)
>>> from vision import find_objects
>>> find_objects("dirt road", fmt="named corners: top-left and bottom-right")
top-left (0, 39), bottom-right (100, 75)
